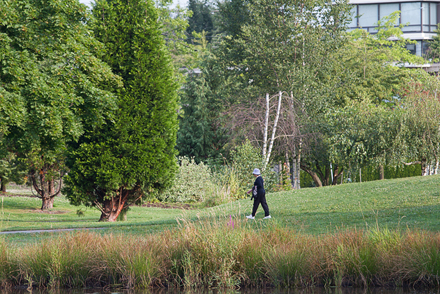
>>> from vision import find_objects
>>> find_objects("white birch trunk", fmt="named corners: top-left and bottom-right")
top-left (296, 139), bottom-right (302, 189)
top-left (292, 146), bottom-right (297, 189)
top-left (262, 93), bottom-right (269, 161)
top-left (285, 152), bottom-right (291, 187)
top-left (264, 91), bottom-right (282, 169)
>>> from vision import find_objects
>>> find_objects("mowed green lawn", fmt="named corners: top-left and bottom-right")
top-left (1, 175), bottom-right (440, 244)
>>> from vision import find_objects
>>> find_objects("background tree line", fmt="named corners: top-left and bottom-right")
top-left (177, 0), bottom-right (440, 188)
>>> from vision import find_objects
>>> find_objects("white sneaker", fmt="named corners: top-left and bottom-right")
top-left (263, 215), bottom-right (272, 219)
top-left (246, 215), bottom-right (255, 220)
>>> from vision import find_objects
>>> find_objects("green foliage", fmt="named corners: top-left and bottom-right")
top-left (159, 157), bottom-right (217, 203)
top-left (177, 73), bottom-right (215, 163)
top-left (326, 69), bottom-right (440, 183)
top-left (64, 0), bottom-right (179, 219)
top-left (186, 0), bottom-right (214, 43)
top-left (332, 13), bottom-right (424, 106)
top-left (0, 151), bottom-right (27, 191)
top-left (0, 0), bottom-right (120, 206)
top-left (394, 73), bottom-right (440, 165)
top-left (213, 141), bottom-right (278, 198)
top-left (227, 0), bottom-right (351, 96)
top-left (176, 48), bottom-right (232, 163)
top-left (214, 0), bottom-right (353, 181)
top-left (216, 0), bottom-right (250, 38)
top-left (426, 24), bottom-right (440, 61)
top-left (294, 13), bottom-right (428, 187)
top-left (0, 0), bottom-right (120, 151)
top-left (155, 0), bottom-right (194, 82)
top-left (327, 99), bottom-right (400, 168)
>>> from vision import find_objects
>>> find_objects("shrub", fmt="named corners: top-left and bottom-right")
top-left (159, 157), bottom-right (219, 203)
top-left (213, 141), bottom-right (278, 198)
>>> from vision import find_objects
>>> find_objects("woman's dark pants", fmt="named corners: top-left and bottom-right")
top-left (252, 192), bottom-right (270, 217)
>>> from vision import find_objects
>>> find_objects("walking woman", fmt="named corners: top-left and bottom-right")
top-left (246, 168), bottom-right (271, 219)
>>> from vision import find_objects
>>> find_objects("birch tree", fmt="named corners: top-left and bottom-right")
top-left (221, 0), bottom-right (351, 176)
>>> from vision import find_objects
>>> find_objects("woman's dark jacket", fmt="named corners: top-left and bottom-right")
top-left (253, 176), bottom-right (265, 198)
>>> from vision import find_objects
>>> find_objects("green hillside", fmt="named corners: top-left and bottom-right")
top-left (1, 175), bottom-right (439, 243)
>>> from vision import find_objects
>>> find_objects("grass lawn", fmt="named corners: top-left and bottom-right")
top-left (1, 175), bottom-right (440, 244)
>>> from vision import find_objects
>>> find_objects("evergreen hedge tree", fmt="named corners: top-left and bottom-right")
top-left (63, 0), bottom-right (179, 222)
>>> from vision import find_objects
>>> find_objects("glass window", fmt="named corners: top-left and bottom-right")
top-left (431, 3), bottom-right (437, 25)
top-left (423, 25), bottom-right (430, 32)
top-left (406, 43), bottom-right (416, 55)
top-left (422, 41), bottom-right (430, 57)
top-left (380, 4), bottom-right (400, 22)
top-left (432, 25), bottom-right (438, 32)
top-left (422, 3), bottom-right (429, 25)
top-left (401, 2), bottom-right (421, 25)
top-left (402, 25), bottom-right (421, 32)
top-left (349, 5), bottom-right (357, 27)
top-left (359, 4), bottom-right (378, 27)
top-left (416, 41), bottom-right (421, 57)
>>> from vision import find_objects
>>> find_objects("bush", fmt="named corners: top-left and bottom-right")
top-left (158, 157), bottom-right (218, 203)
top-left (213, 142), bottom-right (263, 199)
top-left (212, 141), bottom-right (281, 198)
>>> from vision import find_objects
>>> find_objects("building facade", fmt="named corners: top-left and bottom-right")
top-left (348, 1), bottom-right (440, 57)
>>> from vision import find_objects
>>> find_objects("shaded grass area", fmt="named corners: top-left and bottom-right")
top-left (1, 175), bottom-right (440, 244)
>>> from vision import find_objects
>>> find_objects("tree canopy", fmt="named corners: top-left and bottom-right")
top-left (0, 0), bottom-right (120, 208)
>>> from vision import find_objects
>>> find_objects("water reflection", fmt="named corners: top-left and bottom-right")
top-left (2, 288), bottom-right (440, 294)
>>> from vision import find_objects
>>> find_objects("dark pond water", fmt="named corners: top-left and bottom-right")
top-left (2, 288), bottom-right (440, 294)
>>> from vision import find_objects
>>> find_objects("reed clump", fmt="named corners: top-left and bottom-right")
top-left (3, 217), bottom-right (440, 290)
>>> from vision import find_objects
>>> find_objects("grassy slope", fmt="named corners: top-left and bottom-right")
top-left (1, 175), bottom-right (439, 244)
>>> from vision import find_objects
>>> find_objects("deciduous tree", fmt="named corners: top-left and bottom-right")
top-left (0, 0), bottom-right (120, 209)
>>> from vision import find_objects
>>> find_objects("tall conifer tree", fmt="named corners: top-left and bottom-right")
top-left (64, 0), bottom-right (179, 221)
top-left (186, 0), bottom-right (214, 43)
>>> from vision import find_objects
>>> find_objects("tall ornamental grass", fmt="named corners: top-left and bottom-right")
top-left (4, 217), bottom-right (440, 290)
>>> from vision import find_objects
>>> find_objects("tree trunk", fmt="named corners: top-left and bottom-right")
top-left (332, 166), bottom-right (344, 185)
top-left (296, 139), bottom-right (302, 189)
top-left (421, 158), bottom-right (427, 176)
top-left (291, 147), bottom-right (297, 189)
top-left (285, 152), bottom-right (290, 188)
top-left (41, 197), bottom-right (54, 210)
top-left (40, 178), bottom-right (56, 210)
top-left (379, 165), bottom-right (384, 180)
top-left (264, 91), bottom-right (282, 169)
top-left (323, 165), bottom-right (330, 186)
top-left (300, 164), bottom-right (322, 187)
top-left (262, 93), bottom-right (269, 160)
top-left (279, 161), bottom-right (282, 186)
top-left (49, 179), bottom-right (55, 195)
top-left (99, 191), bottom-right (129, 222)
top-left (0, 179), bottom-right (6, 193)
